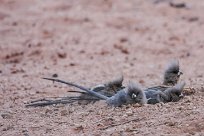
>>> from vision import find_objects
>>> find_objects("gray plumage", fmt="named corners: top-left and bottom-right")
top-left (103, 75), bottom-right (124, 93)
top-left (76, 76), bottom-right (125, 104)
top-left (144, 81), bottom-right (185, 104)
top-left (144, 60), bottom-right (184, 104)
top-left (42, 78), bottom-right (146, 107)
top-left (163, 81), bottom-right (185, 102)
top-left (144, 89), bottom-right (167, 104)
top-left (106, 82), bottom-right (147, 106)
top-left (39, 60), bottom-right (184, 106)
top-left (81, 76), bottom-right (123, 96)
top-left (163, 60), bottom-right (183, 86)
top-left (43, 78), bottom-right (108, 100)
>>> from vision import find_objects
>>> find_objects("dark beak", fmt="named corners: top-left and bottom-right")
top-left (178, 71), bottom-right (183, 76)
top-left (179, 93), bottom-right (184, 98)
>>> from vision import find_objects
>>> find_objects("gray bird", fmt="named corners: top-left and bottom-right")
top-left (144, 60), bottom-right (184, 104)
top-left (67, 76), bottom-right (125, 104)
top-left (102, 75), bottom-right (124, 94)
top-left (144, 81), bottom-right (185, 104)
top-left (42, 78), bottom-right (147, 107)
top-left (88, 60), bottom-right (184, 105)
top-left (163, 60), bottom-right (183, 86)
top-left (106, 82), bottom-right (147, 106)
top-left (163, 81), bottom-right (185, 102)
top-left (26, 78), bottom-right (185, 107)
top-left (26, 60), bottom-right (185, 107)
top-left (81, 76), bottom-right (124, 98)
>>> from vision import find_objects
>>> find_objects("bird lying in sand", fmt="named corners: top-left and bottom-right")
top-left (144, 81), bottom-right (185, 104)
top-left (26, 60), bottom-right (185, 107)
top-left (42, 77), bottom-right (185, 105)
top-left (29, 78), bottom-right (147, 107)
top-left (75, 59), bottom-right (184, 105)
top-left (76, 76), bottom-right (125, 104)
top-left (26, 77), bottom-right (185, 107)
top-left (145, 59), bottom-right (184, 104)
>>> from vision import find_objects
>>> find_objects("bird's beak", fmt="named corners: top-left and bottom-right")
top-left (132, 93), bottom-right (137, 99)
top-left (179, 93), bottom-right (184, 98)
top-left (178, 71), bottom-right (183, 76)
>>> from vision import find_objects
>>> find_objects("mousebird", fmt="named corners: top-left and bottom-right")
top-left (39, 78), bottom-right (147, 107)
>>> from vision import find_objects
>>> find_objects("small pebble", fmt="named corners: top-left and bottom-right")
top-left (52, 73), bottom-right (58, 78)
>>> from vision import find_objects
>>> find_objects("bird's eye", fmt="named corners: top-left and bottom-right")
top-left (173, 71), bottom-right (178, 74)
top-left (175, 92), bottom-right (181, 96)
top-left (132, 93), bottom-right (137, 99)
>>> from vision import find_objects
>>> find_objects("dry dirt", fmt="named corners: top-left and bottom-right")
top-left (0, 0), bottom-right (204, 135)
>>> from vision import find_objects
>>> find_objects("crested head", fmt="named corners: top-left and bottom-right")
top-left (108, 75), bottom-right (123, 86)
top-left (105, 75), bottom-right (124, 91)
top-left (163, 60), bottom-right (182, 86)
top-left (165, 60), bottom-right (179, 73)
top-left (126, 82), bottom-right (147, 104)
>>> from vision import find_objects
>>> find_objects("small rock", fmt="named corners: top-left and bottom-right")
top-left (183, 96), bottom-right (191, 103)
top-left (79, 50), bottom-right (85, 54)
top-left (113, 44), bottom-right (129, 54)
top-left (201, 87), bottom-right (204, 92)
top-left (100, 50), bottom-right (110, 55)
top-left (45, 108), bottom-right (53, 114)
top-left (73, 124), bottom-right (84, 132)
top-left (178, 106), bottom-right (184, 110)
top-left (133, 103), bottom-right (141, 107)
top-left (120, 37), bottom-right (128, 43)
top-left (57, 51), bottom-right (67, 59)
top-left (69, 63), bottom-right (76, 66)
top-left (1, 112), bottom-right (13, 119)
top-left (52, 73), bottom-right (58, 78)
top-left (2, 126), bottom-right (13, 131)
top-left (60, 110), bottom-right (68, 116)
top-left (183, 87), bottom-right (196, 95)
top-left (12, 22), bottom-right (18, 26)
top-left (165, 121), bottom-right (176, 126)
top-left (188, 17), bottom-right (199, 22)
top-left (126, 110), bottom-right (133, 116)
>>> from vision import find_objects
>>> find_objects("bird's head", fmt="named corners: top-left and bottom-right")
top-left (163, 60), bottom-right (183, 86)
top-left (105, 75), bottom-right (124, 92)
top-left (127, 82), bottom-right (147, 105)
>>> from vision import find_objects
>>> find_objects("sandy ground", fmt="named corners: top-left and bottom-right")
top-left (0, 0), bottom-right (204, 135)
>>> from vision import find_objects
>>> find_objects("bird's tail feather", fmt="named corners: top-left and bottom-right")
top-left (42, 77), bottom-right (109, 100)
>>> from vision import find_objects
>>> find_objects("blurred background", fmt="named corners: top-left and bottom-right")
top-left (0, 0), bottom-right (204, 135)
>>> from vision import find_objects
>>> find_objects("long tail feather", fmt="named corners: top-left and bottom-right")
top-left (42, 77), bottom-right (109, 100)
top-left (26, 96), bottom-right (101, 107)
top-left (68, 90), bottom-right (86, 94)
